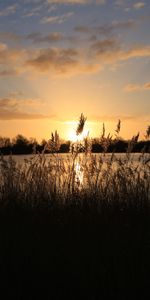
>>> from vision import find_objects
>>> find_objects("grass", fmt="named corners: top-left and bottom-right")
top-left (0, 116), bottom-right (150, 298)
top-left (0, 150), bottom-right (149, 211)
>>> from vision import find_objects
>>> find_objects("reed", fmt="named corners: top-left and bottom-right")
top-left (0, 115), bottom-right (150, 298)
top-left (0, 115), bottom-right (149, 212)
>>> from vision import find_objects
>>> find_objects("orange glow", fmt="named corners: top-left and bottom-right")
top-left (68, 129), bottom-right (89, 142)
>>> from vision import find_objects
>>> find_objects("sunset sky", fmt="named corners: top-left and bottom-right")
top-left (0, 0), bottom-right (150, 141)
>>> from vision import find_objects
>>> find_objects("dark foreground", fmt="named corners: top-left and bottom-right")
top-left (0, 204), bottom-right (150, 299)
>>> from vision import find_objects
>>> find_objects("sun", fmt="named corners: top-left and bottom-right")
top-left (68, 129), bottom-right (89, 142)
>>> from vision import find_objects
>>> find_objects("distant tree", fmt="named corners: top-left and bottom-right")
top-left (28, 137), bottom-right (38, 153)
top-left (47, 131), bottom-right (60, 153)
top-left (59, 143), bottom-right (70, 153)
top-left (12, 135), bottom-right (29, 154)
top-left (0, 137), bottom-right (11, 148)
top-left (41, 139), bottom-right (47, 147)
top-left (13, 135), bottom-right (29, 148)
top-left (0, 136), bottom-right (12, 154)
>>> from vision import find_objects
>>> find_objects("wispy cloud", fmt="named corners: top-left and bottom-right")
top-left (23, 11), bottom-right (39, 18)
top-left (0, 69), bottom-right (20, 77)
top-left (1, 39), bottom-right (150, 79)
top-left (74, 19), bottom-right (135, 38)
top-left (25, 47), bottom-right (101, 76)
top-left (0, 97), bottom-right (51, 120)
top-left (0, 4), bottom-right (18, 17)
top-left (0, 42), bottom-right (26, 64)
top-left (89, 113), bottom-right (150, 122)
top-left (0, 42), bottom-right (27, 78)
top-left (124, 81), bottom-right (150, 92)
top-left (0, 32), bottom-right (21, 41)
top-left (47, 0), bottom-right (106, 4)
top-left (89, 114), bottom-right (137, 122)
top-left (27, 32), bottom-right (64, 43)
top-left (41, 12), bottom-right (74, 24)
top-left (26, 48), bottom-right (78, 71)
top-left (111, 19), bottom-right (135, 30)
top-left (124, 83), bottom-right (141, 92)
top-left (90, 39), bottom-right (150, 64)
top-left (22, 2), bottom-right (56, 18)
top-left (144, 82), bottom-right (150, 89)
top-left (133, 2), bottom-right (145, 10)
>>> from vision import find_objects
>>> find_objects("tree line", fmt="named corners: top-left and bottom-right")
top-left (0, 132), bottom-right (149, 155)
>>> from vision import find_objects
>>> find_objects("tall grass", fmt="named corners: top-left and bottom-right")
top-left (0, 116), bottom-right (150, 300)
top-left (0, 115), bottom-right (149, 212)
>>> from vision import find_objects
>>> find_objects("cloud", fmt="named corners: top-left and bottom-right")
top-left (0, 69), bottom-right (20, 77)
top-left (46, 0), bottom-right (106, 4)
top-left (0, 42), bottom-right (26, 64)
top-left (0, 4), bottom-right (18, 17)
top-left (111, 19), bottom-right (135, 30)
top-left (73, 19), bottom-right (136, 50)
top-left (41, 12), bottom-right (74, 24)
top-left (133, 2), bottom-right (145, 9)
top-left (88, 114), bottom-right (136, 122)
top-left (74, 25), bottom-right (112, 36)
top-left (124, 81), bottom-right (150, 92)
top-left (26, 48), bottom-right (78, 71)
top-left (0, 97), bottom-right (51, 120)
top-left (115, 1), bottom-right (145, 11)
top-left (0, 43), bottom-right (27, 77)
top-left (144, 82), bottom-right (150, 89)
top-left (89, 113), bottom-right (150, 123)
top-left (0, 32), bottom-right (21, 41)
top-left (23, 11), bottom-right (39, 18)
top-left (27, 32), bottom-right (64, 43)
top-left (74, 19), bottom-right (135, 38)
top-left (1, 35), bottom-right (150, 79)
top-left (90, 39), bottom-right (150, 64)
top-left (23, 41), bottom-right (150, 77)
top-left (124, 84), bottom-right (141, 92)
top-left (0, 42), bottom-right (95, 79)
top-left (91, 39), bottom-right (119, 54)
top-left (25, 47), bottom-right (101, 76)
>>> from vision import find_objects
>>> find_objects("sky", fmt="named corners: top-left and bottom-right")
top-left (0, 0), bottom-right (150, 141)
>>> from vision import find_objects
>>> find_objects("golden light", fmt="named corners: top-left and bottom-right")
top-left (68, 128), bottom-right (89, 142)
top-left (75, 161), bottom-right (84, 186)
top-left (65, 119), bottom-right (90, 142)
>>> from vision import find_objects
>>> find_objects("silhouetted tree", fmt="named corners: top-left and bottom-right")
top-left (12, 135), bottom-right (29, 154)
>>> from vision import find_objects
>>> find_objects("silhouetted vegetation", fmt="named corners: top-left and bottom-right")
top-left (0, 134), bottom-right (149, 155)
top-left (0, 116), bottom-right (150, 298)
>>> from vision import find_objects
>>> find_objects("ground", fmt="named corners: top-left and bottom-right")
top-left (0, 205), bottom-right (150, 299)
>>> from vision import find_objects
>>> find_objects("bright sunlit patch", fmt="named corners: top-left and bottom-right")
top-left (68, 129), bottom-right (89, 142)
top-left (65, 120), bottom-right (90, 142)
top-left (75, 161), bottom-right (84, 186)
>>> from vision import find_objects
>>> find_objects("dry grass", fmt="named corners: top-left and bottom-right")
top-left (0, 116), bottom-right (150, 298)
top-left (0, 115), bottom-right (149, 211)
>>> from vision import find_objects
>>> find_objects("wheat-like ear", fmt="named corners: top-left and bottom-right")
top-left (101, 123), bottom-right (105, 139)
top-left (76, 113), bottom-right (87, 136)
top-left (115, 119), bottom-right (121, 135)
top-left (145, 125), bottom-right (150, 139)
